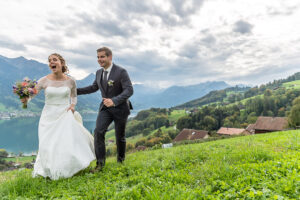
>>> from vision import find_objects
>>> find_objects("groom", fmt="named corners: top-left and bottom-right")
top-left (77, 47), bottom-right (133, 171)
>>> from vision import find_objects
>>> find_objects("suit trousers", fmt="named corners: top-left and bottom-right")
top-left (94, 107), bottom-right (128, 165)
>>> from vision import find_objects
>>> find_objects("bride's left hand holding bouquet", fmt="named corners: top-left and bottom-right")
top-left (12, 77), bottom-right (38, 109)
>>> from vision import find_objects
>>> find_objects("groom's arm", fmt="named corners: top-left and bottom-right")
top-left (111, 69), bottom-right (133, 106)
top-left (77, 72), bottom-right (99, 95)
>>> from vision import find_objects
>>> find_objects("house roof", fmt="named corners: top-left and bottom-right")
top-left (173, 129), bottom-right (208, 142)
top-left (217, 127), bottom-right (245, 135)
top-left (245, 124), bottom-right (255, 134)
top-left (254, 116), bottom-right (288, 131)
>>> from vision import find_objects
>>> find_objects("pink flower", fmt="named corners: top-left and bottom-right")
top-left (28, 88), bottom-right (34, 94)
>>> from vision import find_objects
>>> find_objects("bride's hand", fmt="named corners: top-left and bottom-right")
top-left (67, 104), bottom-right (75, 113)
top-left (21, 97), bottom-right (29, 103)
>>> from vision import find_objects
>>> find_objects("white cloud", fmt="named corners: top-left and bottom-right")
top-left (0, 0), bottom-right (300, 88)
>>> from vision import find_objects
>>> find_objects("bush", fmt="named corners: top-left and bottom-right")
top-left (135, 138), bottom-right (147, 148)
top-left (126, 143), bottom-right (135, 151)
top-left (167, 129), bottom-right (179, 140)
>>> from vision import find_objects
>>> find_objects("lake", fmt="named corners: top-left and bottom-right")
top-left (0, 111), bottom-right (137, 154)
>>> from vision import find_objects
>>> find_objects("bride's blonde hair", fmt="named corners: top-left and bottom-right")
top-left (48, 53), bottom-right (69, 73)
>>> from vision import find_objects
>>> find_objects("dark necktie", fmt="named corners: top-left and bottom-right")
top-left (102, 70), bottom-right (108, 89)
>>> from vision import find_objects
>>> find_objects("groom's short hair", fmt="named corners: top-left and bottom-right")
top-left (97, 47), bottom-right (112, 57)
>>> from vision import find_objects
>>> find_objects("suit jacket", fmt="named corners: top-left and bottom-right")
top-left (77, 64), bottom-right (134, 117)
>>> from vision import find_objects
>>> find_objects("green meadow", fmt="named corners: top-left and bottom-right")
top-left (283, 80), bottom-right (300, 89)
top-left (0, 130), bottom-right (299, 199)
top-left (3, 156), bottom-right (35, 164)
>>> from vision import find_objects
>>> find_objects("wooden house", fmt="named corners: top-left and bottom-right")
top-left (173, 129), bottom-right (209, 142)
top-left (254, 116), bottom-right (288, 134)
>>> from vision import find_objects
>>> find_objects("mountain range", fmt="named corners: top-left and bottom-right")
top-left (0, 55), bottom-right (231, 112)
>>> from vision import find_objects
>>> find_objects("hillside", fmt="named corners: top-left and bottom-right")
top-left (105, 75), bottom-right (300, 149)
top-left (175, 72), bottom-right (300, 109)
top-left (174, 86), bottom-right (250, 109)
top-left (0, 131), bottom-right (299, 199)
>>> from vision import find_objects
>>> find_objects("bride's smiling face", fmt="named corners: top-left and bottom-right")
top-left (48, 55), bottom-right (63, 73)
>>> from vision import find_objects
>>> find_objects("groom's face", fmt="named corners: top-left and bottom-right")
top-left (97, 51), bottom-right (112, 69)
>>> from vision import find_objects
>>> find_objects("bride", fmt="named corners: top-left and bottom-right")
top-left (22, 53), bottom-right (95, 180)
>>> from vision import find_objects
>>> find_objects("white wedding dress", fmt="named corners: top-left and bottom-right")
top-left (32, 76), bottom-right (95, 180)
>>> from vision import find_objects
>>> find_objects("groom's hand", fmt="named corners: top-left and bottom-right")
top-left (103, 98), bottom-right (115, 107)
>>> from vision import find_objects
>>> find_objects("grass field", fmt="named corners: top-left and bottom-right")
top-left (1, 130), bottom-right (299, 199)
top-left (167, 109), bottom-right (187, 122)
top-left (283, 80), bottom-right (300, 89)
top-left (4, 156), bottom-right (35, 164)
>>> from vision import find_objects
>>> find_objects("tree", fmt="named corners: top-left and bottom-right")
top-left (278, 107), bottom-right (286, 117)
top-left (228, 94), bottom-right (236, 103)
top-left (177, 115), bottom-right (193, 130)
top-left (142, 128), bottom-right (152, 136)
top-left (135, 110), bottom-right (151, 121)
top-left (154, 128), bottom-right (163, 137)
top-left (167, 129), bottom-right (179, 140)
top-left (264, 89), bottom-right (272, 97)
top-left (223, 117), bottom-right (234, 127)
top-left (202, 116), bottom-right (218, 130)
top-left (246, 112), bottom-right (257, 124)
top-left (266, 110), bottom-right (274, 117)
top-left (288, 97), bottom-right (300, 128)
top-left (165, 119), bottom-right (170, 128)
top-left (0, 149), bottom-right (8, 158)
top-left (161, 134), bottom-right (172, 144)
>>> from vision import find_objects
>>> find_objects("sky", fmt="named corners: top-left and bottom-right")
top-left (0, 0), bottom-right (299, 88)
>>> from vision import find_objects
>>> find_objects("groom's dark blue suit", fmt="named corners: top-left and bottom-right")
top-left (77, 63), bottom-right (133, 165)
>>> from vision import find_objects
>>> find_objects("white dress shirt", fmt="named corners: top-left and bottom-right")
top-left (103, 63), bottom-right (113, 79)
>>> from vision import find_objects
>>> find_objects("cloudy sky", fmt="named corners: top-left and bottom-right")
top-left (0, 0), bottom-right (299, 88)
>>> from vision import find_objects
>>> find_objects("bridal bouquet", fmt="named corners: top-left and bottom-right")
top-left (12, 77), bottom-right (38, 108)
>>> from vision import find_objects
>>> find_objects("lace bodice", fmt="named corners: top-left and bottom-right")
top-left (36, 76), bottom-right (77, 105)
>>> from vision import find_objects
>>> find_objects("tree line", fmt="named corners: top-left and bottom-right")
top-left (177, 87), bottom-right (300, 132)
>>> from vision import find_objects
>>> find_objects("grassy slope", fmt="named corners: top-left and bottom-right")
top-left (282, 80), bottom-right (300, 89)
top-left (0, 130), bottom-right (299, 199)
top-left (167, 110), bottom-right (186, 122)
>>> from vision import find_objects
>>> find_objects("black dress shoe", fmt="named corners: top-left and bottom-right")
top-left (91, 164), bottom-right (104, 173)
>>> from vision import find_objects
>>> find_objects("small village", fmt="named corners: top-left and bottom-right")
top-left (0, 111), bottom-right (39, 120)
top-left (133, 116), bottom-right (289, 152)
